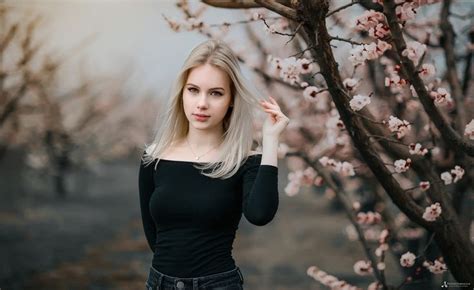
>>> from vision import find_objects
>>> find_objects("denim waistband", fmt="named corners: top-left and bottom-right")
top-left (146, 265), bottom-right (244, 290)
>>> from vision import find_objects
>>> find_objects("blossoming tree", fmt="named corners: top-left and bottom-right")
top-left (164, 0), bottom-right (473, 288)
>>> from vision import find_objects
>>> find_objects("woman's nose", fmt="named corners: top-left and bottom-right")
top-left (197, 94), bottom-right (209, 107)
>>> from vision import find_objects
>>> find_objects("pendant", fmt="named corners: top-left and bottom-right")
top-left (195, 156), bottom-right (200, 160)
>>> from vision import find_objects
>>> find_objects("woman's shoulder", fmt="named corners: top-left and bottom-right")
top-left (243, 151), bottom-right (262, 166)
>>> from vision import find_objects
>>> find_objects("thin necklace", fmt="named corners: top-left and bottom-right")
top-left (186, 136), bottom-right (222, 161)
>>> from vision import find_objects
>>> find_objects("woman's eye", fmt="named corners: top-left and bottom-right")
top-left (188, 88), bottom-right (198, 93)
top-left (211, 91), bottom-right (223, 96)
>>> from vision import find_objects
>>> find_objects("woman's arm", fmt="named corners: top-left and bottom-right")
top-left (242, 154), bottom-right (279, 226)
top-left (138, 152), bottom-right (157, 252)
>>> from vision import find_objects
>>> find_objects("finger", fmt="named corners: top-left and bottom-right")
top-left (269, 96), bottom-right (280, 107)
top-left (259, 100), bottom-right (276, 110)
top-left (263, 108), bottom-right (281, 114)
top-left (261, 101), bottom-right (280, 110)
top-left (264, 109), bottom-right (284, 116)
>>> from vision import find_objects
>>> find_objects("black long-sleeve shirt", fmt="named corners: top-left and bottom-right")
top-left (138, 153), bottom-right (279, 278)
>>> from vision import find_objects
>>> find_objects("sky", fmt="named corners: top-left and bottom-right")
top-left (5, 0), bottom-right (470, 101)
top-left (4, 0), bottom-right (245, 99)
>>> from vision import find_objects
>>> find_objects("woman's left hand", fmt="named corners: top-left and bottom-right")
top-left (259, 96), bottom-right (290, 139)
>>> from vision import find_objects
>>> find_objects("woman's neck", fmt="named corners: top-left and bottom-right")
top-left (185, 129), bottom-right (224, 151)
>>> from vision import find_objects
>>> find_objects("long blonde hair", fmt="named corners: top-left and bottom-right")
top-left (141, 39), bottom-right (262, 179)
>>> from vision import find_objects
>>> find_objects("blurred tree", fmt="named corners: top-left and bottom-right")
top-left (0, 3), bottom-right (160, 197)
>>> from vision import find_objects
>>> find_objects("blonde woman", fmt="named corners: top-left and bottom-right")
top-left (139, 39), bottom-right (289, 290)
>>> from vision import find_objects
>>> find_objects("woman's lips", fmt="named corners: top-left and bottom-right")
top-left (193, 114), bottom-right (210, 121)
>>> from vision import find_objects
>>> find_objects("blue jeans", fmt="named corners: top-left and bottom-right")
top-left (145, 265), bottom-right (245, 290)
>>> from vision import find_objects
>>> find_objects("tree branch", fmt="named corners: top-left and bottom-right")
top-left (383, 0), bottom-right (474, 157)
top-left (254, 0), bottom-right (298, 21)
top-left (326, 0), bottom-right (360, 18)
top-left (202, 0), bottom-right (293, 9)
top-left (289, 150), bottom-right (384, 287)
top-left (440, 0), bottom-right (468, 137)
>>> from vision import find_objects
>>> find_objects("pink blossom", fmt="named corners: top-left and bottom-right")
top-left (353, 260), bottom-right (373, 276)
top-left (379, 229), bottom-right (389, 244)
top-left (343, 78), bottom-right (359, 92)
top-left (268, 56), bottom-right (282, 73)
top-left (164, 18), bottom-right (182, 32)
top-left (451, 165), bottom-right (465, 182)
top-left (279, 57), bottom-right (301, 85)
top-left (464, 119), bottom-right (474, 140)
top-left (349, 45), bottom-right (369, 66)
top-left (429, 87), bottom-right (453, 106)
top-left (319, 156), bottom-right (331, 166)
top-left (440, 171), bottom-right (453, 185)
top-left (303, 86), bottom-right (320, 102)
top-left (319, 156), bottom-right (355, 177)
top-left (284, 181), bottom-right (300, 196)
top-left (386, 115), bottom-right (411, 139)
top-left (441, 165), bottom-right (465, 184)
top-left (184, 17), bottom-right (207, 31)
top-left (368, 282), bottom-right (383, 290)
top-left (419, 63), bottom-right (436, 78)
top-left (396, 2), bottom-right (418, 21)
top-left (307, 266), bottom-right (359, 290)
top-left (422, 202), bottom-right (442, 222)
top-left (385, 74), bottom-right (407, 88)
top-left (423, 258), bottom-right (448, 274)
top-left (341, 161), bottom-right (356, 176)
top-left (314, 176), bottom-right (324, 186)
top-left (300, 81), bottom-right (309, 88)
top-left (375, 243), bottom-right (389, 257)
top-left (349, 40), bottom-right (390, 65)
top-left (376, 40), bottom-right (392, 53)
top-left (369, 23), bottom-right (391, 39)
top-left (400, 251), bottom-right (416, 267)
top-left (419, 181), bottom-right (430, 191)
top-left (355, 10), bottom-right (386, 34)
top-left (288, 170), bottom-right (302, 182)
top-left (349, 94), bottom-right (371, 111)
top-left (402, 41), bottom-right (427, 66)
top-left (250, 12), bottom-right (263, 21)
top-left (377, 262), bottom-right (386, 270)
top-left (394, 158), bottom-right (412, 173)
top-left (297, 58), bottom-right (313, 74)
top-left (352, 201), bottom-right (361, 211)
top-left (364, 42), bottom-right (379, 59)
top-left (337, 119), bottom-right (345, 129)
top-left (408, 143), bottom-right (428, 155)
top-left (277, 143), bottom-right (289, 159)
top-left (357, 211), bottom-right (382, 225)
top-left (302, 167), bottom-right (317, 186)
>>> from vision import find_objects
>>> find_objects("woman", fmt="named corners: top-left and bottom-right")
top-left (138, 39), bottom-right (289, 290)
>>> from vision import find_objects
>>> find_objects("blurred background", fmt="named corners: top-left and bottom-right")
top-left (1, 1), bottom-right (470, 290)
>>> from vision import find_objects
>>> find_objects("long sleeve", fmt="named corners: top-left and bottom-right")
top-left (242, 154), bottom-right (279, 226)
top-left (138, 152), bottom-right (157, 252)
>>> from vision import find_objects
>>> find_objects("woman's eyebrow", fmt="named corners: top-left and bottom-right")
top-left (186, 83), bottom-right (225, 90)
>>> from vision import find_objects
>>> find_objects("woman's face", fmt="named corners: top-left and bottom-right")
top-left (182, 63), bottom-right (233, 132)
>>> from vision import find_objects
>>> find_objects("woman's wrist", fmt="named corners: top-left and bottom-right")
top-left (261, 135), bottom-right (279, 167)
